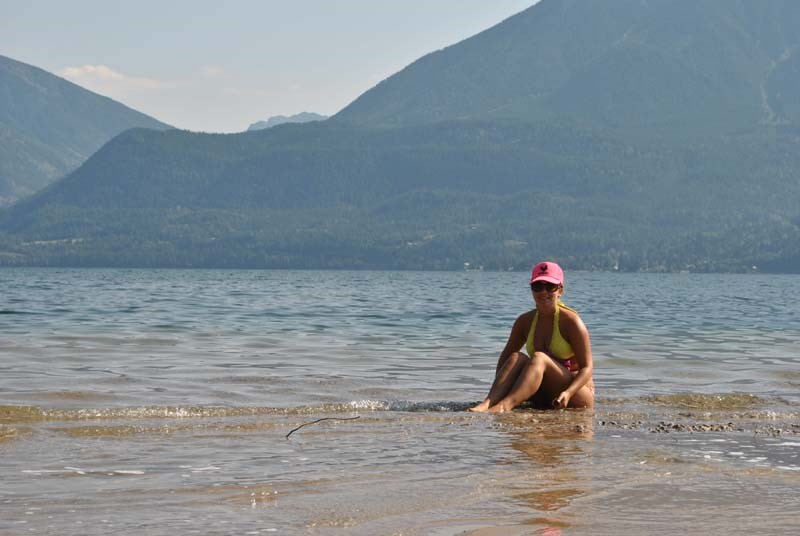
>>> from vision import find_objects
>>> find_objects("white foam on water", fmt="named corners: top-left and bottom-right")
top-left (190, 466), bottom-right (220, 472)
top-left (22, 467), bottom-right (86, 475)
top-left (64, 466), bottom-right (86, 474)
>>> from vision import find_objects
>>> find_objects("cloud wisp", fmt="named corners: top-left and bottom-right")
top-left (199, 66), bottom-right (225, 78)
top-left (58, 64), bottom-right (173, 95)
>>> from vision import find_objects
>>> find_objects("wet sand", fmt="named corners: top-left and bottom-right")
top-left (2, 395), bottom-right (798, 535)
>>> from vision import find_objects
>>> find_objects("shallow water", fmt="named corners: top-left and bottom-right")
top-left (1, 269), bottom-right (798, 534)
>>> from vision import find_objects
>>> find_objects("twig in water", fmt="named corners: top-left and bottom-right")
top-left (285, 416), bottom-right (361, 439)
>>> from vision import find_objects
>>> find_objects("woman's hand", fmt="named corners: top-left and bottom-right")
top-left (553, 391), bottom-right (571, 409)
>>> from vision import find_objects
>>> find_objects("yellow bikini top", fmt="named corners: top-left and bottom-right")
top-left (525, 303), bottom-right (576, 361)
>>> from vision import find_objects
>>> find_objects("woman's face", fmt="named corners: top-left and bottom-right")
top-left (531, 281), bottom-right (563, 310)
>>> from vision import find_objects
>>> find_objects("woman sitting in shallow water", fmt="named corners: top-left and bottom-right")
top-left (469, 261), bottom-right (594, 412)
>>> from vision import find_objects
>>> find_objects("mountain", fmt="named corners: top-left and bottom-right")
top-left (1, 0), bottom-right (799, 272)
top-left (0, 55), bottom-right (172, 205)
top-left (247, 112), bottom-right (328, 131)
top-left (334, 0), bottom-right (800, 133)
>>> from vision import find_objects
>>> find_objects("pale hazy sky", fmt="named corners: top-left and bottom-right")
top-left (2, 0), bottom-right (536, 133)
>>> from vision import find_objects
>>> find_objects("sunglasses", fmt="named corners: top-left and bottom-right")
top-left (531, 281), bottom-right (560, 293)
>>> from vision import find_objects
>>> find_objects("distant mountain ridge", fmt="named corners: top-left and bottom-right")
top-left (334, 0), bottom-right (800, 133)
top-left (1, 0), bottom-right (799, 271)
top-left (247, 112), bottom-right (328, 131)
top-left (0, 54), bottom-right (171, 205)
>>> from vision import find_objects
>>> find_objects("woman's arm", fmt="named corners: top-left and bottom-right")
top-left (495, 312), bottom-right (532, 373)
top-left (554, 312), bottom-right (593, 408)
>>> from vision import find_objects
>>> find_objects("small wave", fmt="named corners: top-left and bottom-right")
top-left (0, 425), bottom-right (19, 442)
top-left (642, 393), bottom-right (764, 410)
top-left (0, 400), bottom-right (471, 424)
top-left (0, 405), bottom-right (47, 424)
top-left (346, 399), bottom-right (471, 412)
top-left (22, 467), bottom-right (145, 476)
top-left (602, 393), bottom-right (768, 411)
top-left (10, 396), bottom-right (792, 427)
top-left (37, 390), bottom-right (118, 402)
top-left (1, 404), bottom-right (282, 423)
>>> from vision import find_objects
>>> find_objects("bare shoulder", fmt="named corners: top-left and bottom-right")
top-left (509, 310), bottom-right (534, 339)
top-left (559, 306), bottom-right (589, 335)
top-left (515, 310), bottom-right (535, 328)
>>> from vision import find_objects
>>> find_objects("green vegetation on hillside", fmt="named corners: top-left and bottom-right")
top-left (0, 55), bottom-right (171, 204)
top-left (335, 0), bottom-right (800, 132)
top-left (1, 0), bottom-right (799, 271)
top-left (1, 121), bottom-right (798, 271)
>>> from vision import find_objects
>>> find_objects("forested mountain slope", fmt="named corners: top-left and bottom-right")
top-left (1, 0), bottom-right (799, 271)
top-left (335, 0), bottom-right (800, 133)
top-left (0, 55), bottom-right (171, 204)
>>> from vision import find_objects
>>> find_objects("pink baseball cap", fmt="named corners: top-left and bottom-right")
top-left (530, 261), bottom-right (564, 285)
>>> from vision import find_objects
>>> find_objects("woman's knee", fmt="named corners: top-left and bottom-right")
top-left (507, 352), bottom-right (529, 366)
top-left (529, 351), bottom-right (549, 370)
top-left (569, 387), bottom-right (595, 409)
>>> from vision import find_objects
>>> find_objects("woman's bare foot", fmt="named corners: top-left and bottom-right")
top-left (467, 400), bottom-right (491, 412)
top-left (487, 402), bottom-right (510, 413)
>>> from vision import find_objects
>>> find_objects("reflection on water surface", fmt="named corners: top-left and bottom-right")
top-left (1, 269), bottom-right (798, 534)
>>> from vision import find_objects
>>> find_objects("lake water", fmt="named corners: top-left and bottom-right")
top-left (1, 268), bottom-right (798, 535)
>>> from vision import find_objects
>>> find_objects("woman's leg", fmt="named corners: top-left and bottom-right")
top-left (565, 383), bottom-right (594, 409)
top-left (487, 352), bottom-right (573, 412)
top-left (468, 352), bottom-right (530, 412)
